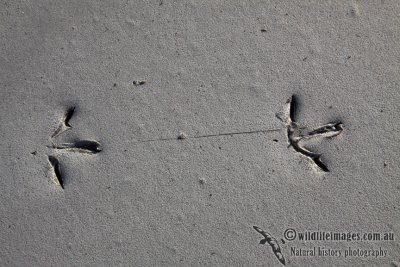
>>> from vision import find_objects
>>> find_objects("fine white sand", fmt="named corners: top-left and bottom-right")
top-left (1, 1), bottom-right (399, 266)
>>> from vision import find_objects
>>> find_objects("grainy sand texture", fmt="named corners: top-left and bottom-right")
top-left (1, 1), bottom-right (399, 266)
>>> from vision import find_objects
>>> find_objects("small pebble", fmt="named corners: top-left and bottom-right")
top-left (177, 132), bottom-right (187, 140)
top-left (133, 80), bottom-right (146, 86)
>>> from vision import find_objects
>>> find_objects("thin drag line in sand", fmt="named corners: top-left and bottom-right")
top-left (137, 128), bottom-right (283, 143)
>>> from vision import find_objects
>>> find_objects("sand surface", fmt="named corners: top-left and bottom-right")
top-left (1, 1), bottom-right (399, 266)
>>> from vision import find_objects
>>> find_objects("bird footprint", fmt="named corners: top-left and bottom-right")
top-left (48, 155), bottom-right (64, 189)
top-left (47, 106), bottom-right (101, 189)
top-left (51, 107), bottom-right (75, 138)
top-left (49, 140), bottom-right (102, 154)
top-left (276, 95), bottom-right (343, 172)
